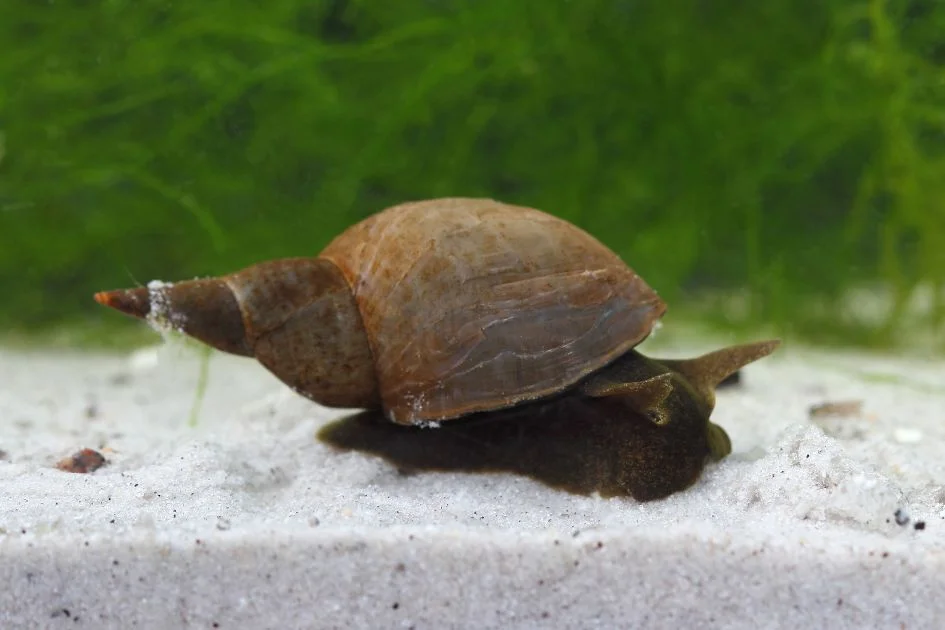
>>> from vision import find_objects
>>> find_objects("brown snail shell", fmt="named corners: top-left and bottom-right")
top-left (96, 198), bottom-right (667, 425)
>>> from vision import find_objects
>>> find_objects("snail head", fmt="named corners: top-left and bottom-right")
top-left (581, 339), bottom-right (782, 460)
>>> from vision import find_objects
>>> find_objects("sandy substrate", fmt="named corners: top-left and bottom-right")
top-left (1, 337), bottom-right (944, 629)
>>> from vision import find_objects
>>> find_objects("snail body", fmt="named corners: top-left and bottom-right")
top-left (96, 197), bottom-right (780, 498)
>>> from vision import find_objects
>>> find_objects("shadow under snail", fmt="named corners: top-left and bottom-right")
top-left (95, 197), bottom-right (780, 501)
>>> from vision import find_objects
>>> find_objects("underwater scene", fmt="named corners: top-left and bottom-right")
top-left (2, 4), bottom-right (945, 627)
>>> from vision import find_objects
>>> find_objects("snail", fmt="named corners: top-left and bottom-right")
top-left (95, 197), bottom-right (780, 499)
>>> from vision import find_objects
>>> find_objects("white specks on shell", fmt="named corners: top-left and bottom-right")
top-left (145, 279), bottom-right (188, 337)
top-left (386, 390), bottom-right (442, 428)
top-left (406, 391), bottom-right (438, 427)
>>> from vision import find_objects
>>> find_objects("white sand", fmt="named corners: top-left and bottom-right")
top-left (1, 337), bottom-right (944, 629)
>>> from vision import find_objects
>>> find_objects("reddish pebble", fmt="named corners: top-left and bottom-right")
top-left (56, 448), bottom-right (107, 474)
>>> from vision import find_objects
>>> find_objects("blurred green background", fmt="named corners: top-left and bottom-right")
top-left (1, 0), bottom-right (944, 350)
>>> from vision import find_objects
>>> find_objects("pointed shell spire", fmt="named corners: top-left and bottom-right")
top-left (94, 278), bottom-right (253, 356)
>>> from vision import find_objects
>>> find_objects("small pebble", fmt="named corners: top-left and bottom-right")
top-left (808, 400), bottom-right (862, 419)
top-left (893, 428), bottom-right (923, 444)
top-left (914, 521), bottom-right (926, 531)
top-left (129, 346), bottom-right (161, 373)
top-left (894, 508), bottom-right (910, 526)
top-left (56, 448), bottom-right (107, 474)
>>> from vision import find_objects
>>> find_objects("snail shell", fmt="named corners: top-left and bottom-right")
top-left (96, 198), bottom-right (666, 424)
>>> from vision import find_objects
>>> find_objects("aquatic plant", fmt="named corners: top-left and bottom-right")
top-left (1, 0), bottom-right (942, 348)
